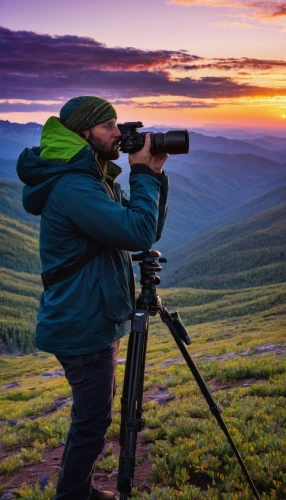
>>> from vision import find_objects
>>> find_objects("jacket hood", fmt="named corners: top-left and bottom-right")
top-left (17, 117), bottom-right (122, 215)
top-left (40, 116), bottom-right (88, 162)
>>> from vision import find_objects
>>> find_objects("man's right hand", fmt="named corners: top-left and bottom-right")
top-left (128, 134), bottom-right (168, 174)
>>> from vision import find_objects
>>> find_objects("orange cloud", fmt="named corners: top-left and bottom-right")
top-left (168, 1), bottom-right (286, 20)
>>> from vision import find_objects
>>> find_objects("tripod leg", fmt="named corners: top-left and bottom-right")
top-left (117, 309), bottom-right (149, 499)
top-left (159, 307), bottom-right (261, 500)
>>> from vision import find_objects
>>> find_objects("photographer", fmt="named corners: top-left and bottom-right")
top-left (17, 95), bottom-right (169, 500)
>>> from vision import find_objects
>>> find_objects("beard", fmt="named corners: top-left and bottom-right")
top-left (88, 135), bottom-right (120, 161)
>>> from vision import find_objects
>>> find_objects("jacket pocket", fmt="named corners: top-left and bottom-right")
top-left (99, 272), bottom-right (133, 322)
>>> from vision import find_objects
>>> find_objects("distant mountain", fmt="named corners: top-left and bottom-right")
top-left (210, 186), bottom-right (286, 229)
top-left (163, 203), bottom-right (286, 289)
top-left (165, 152), bottom-right (286, 206)
top-left (167, 150), bottom-right (285, 175)
top-left (0, 158), bottom-right (18, 182)
top-left (188, 132), bottom-right (286, 163)
top-left (0, 121), bottom-right (43, 180)
top-left (156, 170), bottom-right (229, 251)
top-left (246, 136), bottom-right (286, 150)
top-left (0, 120), bottom-right (42, 145)
top-left (249, 173), bottom-right (286, 198)
top-left (164, 185), bottom-right (286, 249)
top-left (0, 137), bottom-right (29, 160)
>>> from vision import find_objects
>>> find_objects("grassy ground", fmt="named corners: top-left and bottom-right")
top-left (0, 283), bottom-right (285, 499)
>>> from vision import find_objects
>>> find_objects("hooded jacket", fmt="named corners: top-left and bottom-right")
top-left (17, 117), bottom-right (169, 356)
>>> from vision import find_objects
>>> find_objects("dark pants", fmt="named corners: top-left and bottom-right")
top-left (54, 342), bottom-right (119, 500)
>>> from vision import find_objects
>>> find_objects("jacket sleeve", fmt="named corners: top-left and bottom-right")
top-left (123, 167), bottom-right (169, 243)
top-left (60, 168), bottom-right (164, 252)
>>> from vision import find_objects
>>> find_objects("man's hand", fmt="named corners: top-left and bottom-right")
top-left (128, 134), bottom-right (168, 174)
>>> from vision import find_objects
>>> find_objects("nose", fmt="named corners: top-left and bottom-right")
top-left (114, 125), bottom-right (121, 137)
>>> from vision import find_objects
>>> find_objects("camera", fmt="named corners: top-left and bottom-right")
top-left (117, 121), bottom-right (189, 155)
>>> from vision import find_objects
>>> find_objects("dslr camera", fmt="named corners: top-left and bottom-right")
top-left (118, 121), bottom-right (189, 155)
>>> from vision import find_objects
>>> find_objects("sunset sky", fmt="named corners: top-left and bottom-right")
top-left (1, 0), bottom-right (286, 130)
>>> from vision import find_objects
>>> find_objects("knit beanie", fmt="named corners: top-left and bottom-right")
top-left (60, 96), bottom-right (117, 135)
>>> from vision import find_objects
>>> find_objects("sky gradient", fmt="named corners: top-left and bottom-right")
top-left (1, 0), bottom-right (286, 129)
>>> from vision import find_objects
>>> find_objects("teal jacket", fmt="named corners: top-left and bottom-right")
top-left (17, 117), bottom-right (169, 356)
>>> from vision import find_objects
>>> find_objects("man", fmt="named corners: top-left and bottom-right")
top-left (17, 96), bottom-right (169, 500)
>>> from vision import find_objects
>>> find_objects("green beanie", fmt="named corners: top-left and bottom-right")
top-left (60, 96), bottom-right (117, 135)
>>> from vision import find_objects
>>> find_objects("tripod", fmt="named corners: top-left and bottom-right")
top-left (117, 250), bottom-right (261, 500)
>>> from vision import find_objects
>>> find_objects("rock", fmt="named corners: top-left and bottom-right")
top-left (107, 469), bottom-right (118, 478)
top-left (0, 382), bottom-right (20, 390)
top-left (52, 397), bottom-right (72, 410)
top-left (150, 390), bottom-right (175, 404)
top-left (117, 358), bottom-right (126, 365)
top-left (139, 482), bottom-right (151, 493)
top-left (255, 344), bottom-right (276, 353)
top-left (0, 494), bottom-right (17, 499)
top-left (160, 357), bottom-right (183, 367)
top-left (191, 352), bottom-right (203, 358)
top-left (39, 474), bottom-right (50, 489)
top-left (7, 419), bottom-right (26, 427)
top-left (41, 370), bottom-right (64, 377)
top-left (205, 352), bottom-right (236, 361)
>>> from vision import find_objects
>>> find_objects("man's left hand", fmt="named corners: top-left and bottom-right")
top-left (149, 152), bottom-right (168, 174)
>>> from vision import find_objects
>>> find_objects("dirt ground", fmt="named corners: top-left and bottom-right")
top-left (0, 435), bottom-right (153, 497)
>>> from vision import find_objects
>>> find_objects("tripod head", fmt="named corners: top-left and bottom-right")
top-left (132, 250), bottom-right (167, 315)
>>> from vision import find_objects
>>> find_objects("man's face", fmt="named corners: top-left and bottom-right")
top-left (84, 118), bottom-right (121, 161)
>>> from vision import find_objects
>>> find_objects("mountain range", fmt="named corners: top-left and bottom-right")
top-left (0, 120), bottom-right (285, 289)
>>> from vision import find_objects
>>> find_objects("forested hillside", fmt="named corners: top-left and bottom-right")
top-left (0, 269), bottom-right (41, 354)
top-left (0, 178), bottom-right (40, 229)
top-left (0, 179), bottom-right (41, 354)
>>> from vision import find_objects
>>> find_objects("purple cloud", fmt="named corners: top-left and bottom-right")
top-left (113, 99), bottom-right (219, 109)
top-left (1, 26), bottom-right (286, 111)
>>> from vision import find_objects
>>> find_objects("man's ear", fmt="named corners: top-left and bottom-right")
top-left (82, 129), bottom-right (90, 139)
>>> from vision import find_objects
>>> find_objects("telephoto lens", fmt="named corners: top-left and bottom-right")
top-left (150, 130), bottom-right (189, 155)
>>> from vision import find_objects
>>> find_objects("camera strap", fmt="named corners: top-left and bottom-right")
top-left (41, 244), bottom-right (102, 291)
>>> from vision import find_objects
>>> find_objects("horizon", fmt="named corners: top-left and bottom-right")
top-left (1, 0), bottom-right (286, 130)
top-left (1, 118), bottom-right (286, 138)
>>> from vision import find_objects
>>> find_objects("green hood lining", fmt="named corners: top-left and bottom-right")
top-left (40, 117), bottom-right (88, 163)
top-left (40, 116), bottom-right (122, 182)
